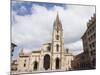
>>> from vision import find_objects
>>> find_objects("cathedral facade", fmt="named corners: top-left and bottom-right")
top-left (15, 14), bottom-right (73, 73)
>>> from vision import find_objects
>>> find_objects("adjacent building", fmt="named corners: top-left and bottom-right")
top-left (71, 52), bottom-right (91, 70)
top-left (72, 14), bottom-right (96, 70)
top-left (82, 14), bottom-right (96, 69)
top-left (11, 43), bottom-right (17, 56)
top-left (11, 60), bottom-right (18, 72)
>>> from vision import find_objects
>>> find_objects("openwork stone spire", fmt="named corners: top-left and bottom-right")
top-left (54, 12), bottom-right (62, 32)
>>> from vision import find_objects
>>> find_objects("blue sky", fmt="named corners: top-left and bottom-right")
top-left (12, 1), bottom-right (67, 16)
top-left (11, 0), bottom-right (95, 60)
top-left (11, 0), bottom-right (68, 59)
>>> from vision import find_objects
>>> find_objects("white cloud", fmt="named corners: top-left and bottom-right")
top-left (65, 39), bottom-right (83, 55)
top-left (12, 4), bottom-right (95, 58)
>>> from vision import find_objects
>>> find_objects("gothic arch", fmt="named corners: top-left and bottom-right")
top-left (43, 54), bottom-right (50, 70)
top-left (33, 61), bottom-right (38, 70)
top-left (55, 57), bottom-right (60, 69)
top-left (56, 35), bottom-right (59, 40)
top-left (56, 44), bottom-right (59, 52)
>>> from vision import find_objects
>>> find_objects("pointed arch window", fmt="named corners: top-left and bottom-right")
top-left (33, 61), bottom-right (38, 70)
top-left (56, 26), bottom-right (59, 33)
top-left (56, 44), bottom-right (59, 52)
top-left (55, 58), bottom-right (60, 69)
top-left (56, 35), bottom-right (59, 40)
top-left (43, 54), bottom-right (50, 70)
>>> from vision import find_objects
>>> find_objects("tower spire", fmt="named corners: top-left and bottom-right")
top-left (56, 12), bottom-right (60, 23)
top-left (54, 12), bottom-right (62, 31)
top-left (52, 11), bottom-right (64, 70)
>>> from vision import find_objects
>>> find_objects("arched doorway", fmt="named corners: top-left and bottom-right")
top-left (56, 58), bottom-right (60, 69)
top-left (43, 54), bottom-right (50, 70)
top-left (33, 61), bottom-right (38, 70)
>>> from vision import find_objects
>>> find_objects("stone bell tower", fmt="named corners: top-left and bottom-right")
top-left (51, 13), bottom-right (64, 70)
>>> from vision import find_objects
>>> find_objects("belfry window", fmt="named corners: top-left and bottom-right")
top-left (56, 35), bottom-right (59, 40)
top-left (56, 44), bottom-right (59, 52)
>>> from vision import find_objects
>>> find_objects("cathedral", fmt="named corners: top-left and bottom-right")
top-left (15, 13), bottom-right (73, 73)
